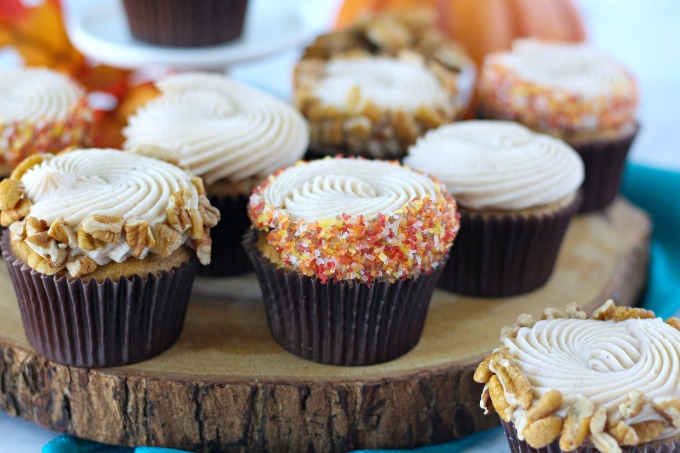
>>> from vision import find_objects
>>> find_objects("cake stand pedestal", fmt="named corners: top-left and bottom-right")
top-left (0, 199), bottom-right (651, 452)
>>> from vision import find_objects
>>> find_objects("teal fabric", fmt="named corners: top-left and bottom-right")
top-left (43, 162), bottom-right (680, 453)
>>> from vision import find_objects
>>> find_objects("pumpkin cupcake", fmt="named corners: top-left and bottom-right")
top-left (295, 9), bottom-right (475, 159)
top-left (404, 120), bottom-right (584, 297)
top-left (124, 72), bottom-right (308, 276)
top-left (0, 68), bottom-right (93, 177)
top-left (475, 301), bottom-right (680, 452)
top-left (477, 39), bottom-right (639, 211)
top-left (0, 147), bottom-right (220, 367)
top-left (246, 158), bottom-right (460, 366)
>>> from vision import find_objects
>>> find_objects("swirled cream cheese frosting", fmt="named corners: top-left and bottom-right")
top-left (248, 158), bottom-right (460, 283)
top-left (0, 68), bottom-right (93, 166)
top-left (476, 301), bottom-right (680, 451)
top-left (311, 57), bottom-right (450, 113)
top-left (0, 148), bottom-right (220, 277)
top-left (123, 72), bottom-right (309, 186)
top-left (478, 39), bottom-right (638, 137)
top-left (404, 121), bottom-right (584, 210)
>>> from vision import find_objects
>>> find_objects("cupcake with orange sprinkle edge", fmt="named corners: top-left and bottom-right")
top-left (477, 39), bottom-right (639, 212)
top-left (245, 157), bottom-right (460, 366)
top-left (0, 68), bottom-right (93, 177)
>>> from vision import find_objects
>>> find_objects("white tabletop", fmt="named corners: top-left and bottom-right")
top-left (0, 1), bottom-right (678, 452)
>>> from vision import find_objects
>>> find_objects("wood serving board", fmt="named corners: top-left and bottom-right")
top-left (0, 199), bottom-right (651, 453)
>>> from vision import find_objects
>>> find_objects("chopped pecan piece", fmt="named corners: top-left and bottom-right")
top-left (590, 407), bottom-right (608, 434)
top-left (77, 225), bottom-right (106, 251)
top-left (48, 217), bottom-right (77, 248)
top-left (81, 214), bottom-right (125, 243)
top-left (592, 299), bottom-right (616, 320)
top-left (566, 302), bottom-right (587, 319)
top-left (0, 197), bottom-right (30, 227)
top-left (124, 219), bottom-right (155, 258)
top-left (631, 420), bottom-right (666, 444)
top-left (591, 432), bottom-right (622, 453)
top-left (198, 195), bottom-right (220, 228)
top-left (189, 208), bottom-right (203, 240)
top-left (522, 415), bottom-right (563, 449)
top-left (619, 390), bottom-right (645, 419)
top-left (150, 223), bottom-right (183, 257)
top-left (560, 396), bottom-right (594, 451)
top-left (191, 177), bottom-right (206, 196)
top-left (0, 179), bottom-right (23, 210)
top-left (66, 255), bottom-right (98, 278)
top-left (25, 232), bottom-right (68, 268)
top-left (25, 217), bottom-right (48, 236)
top-left (194, 228), bottom-right (212, 265)
top-left (542, 307), bottom-right (568, 320)
top-left (607, 420), bottom-right (638, 445)
top-left (526, 390), bottom-right (563, 424)
top-left (167, 189), bottom-right (192, 232)
top-left (8, 219), bottom-right (26, 238)
top-left (473, 353), bottom-right (494, 384)
top-left (653, 397), bottom-right (680, 428)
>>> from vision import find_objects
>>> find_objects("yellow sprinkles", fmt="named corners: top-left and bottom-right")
top-left (248, 159), bottom-right (460, 284)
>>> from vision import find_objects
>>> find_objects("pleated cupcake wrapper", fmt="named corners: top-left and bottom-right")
top-left (122, 0), bottom-right (249, 47)
top-left (501, 420), bottom-right (680, 453)
top-left (243, 230), bottom-right (446, 366)
top-left (198, 192), bottom-right (252, 277)
top-left (569, 124), bottom-right (639, 212)
top-left (438, 193), bottom-right (581, 298)
top-left (1, 232), bottom-right (197, 368)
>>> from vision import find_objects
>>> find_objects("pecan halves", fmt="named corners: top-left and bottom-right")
top-left (124, 219), bottom-right (155, 258)
top-left (81, 214), bottom-right (125, 243)
top-left (490, 357), bottom-right (534, 411)
top-left (559, 396), bottom-right (594, 451)
top-left (522, 415), bottom-right (563, 449)
top-left (198, 195), bottom-right (220, 228)
top-left (487, 375), bottom-right (511, 422)
top-left (0, 178), bottom-right (23, 211)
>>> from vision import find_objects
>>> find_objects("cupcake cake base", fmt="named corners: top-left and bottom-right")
top-left (0, 199), bottom-right (651, 451)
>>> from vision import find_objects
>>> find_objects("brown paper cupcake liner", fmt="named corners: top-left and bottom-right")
top-left (243, 230), bottom-right (446, 366)
top-left (198, 192), bottom-right (252, 277)
top-left (569, 124), bottom-right (639, 212)
top-left (122, 0), bottom-right (249, 47)
top-left (501, 420), bottom-right (680, 453)
top-left (2, 232), bottom-right (197, 368)
top-left (438, 193), bottom-right (581, 298)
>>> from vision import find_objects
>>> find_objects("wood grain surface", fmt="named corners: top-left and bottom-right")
top-left (0, 199), bottom-right (651, 452)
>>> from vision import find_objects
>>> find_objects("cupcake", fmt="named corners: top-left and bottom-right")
top-left (477, 39), bottom-right (639, 212)
top-left (0, 147), bottom-right (219, 367)
top-left (122, 0), bottom-right (249, 47)
top-left (475, 300), bottom-right (680, 452)
top-left (295, 9), bottom-right (475, 159)
top-left (124, 72), bottom-right (308, 276)
top-left (404, 120), bottom-right (584, 297)
top-left (245, 158), bottom-right (460, 366)
top-left (0, 68), bottom-right (93, 177)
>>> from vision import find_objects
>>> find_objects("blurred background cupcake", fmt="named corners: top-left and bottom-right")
top-left (124, 72), bottom-right (309, 277)
top-left (295, 9), bottom-right (475, 160)
top-left (0, 147), bottom-right (219, 367)
top-left (475, 301), bottom-right (680, 452)
top-left (477, 38), bottom-right (639, 212)
top-left (122, 0), bottom-right (249, 47)
top-left (0, 68), bottom-right (93, 178)
top-left (245, 158), bottom-right (460, 366)
top-left (404, 120), bottom-right (584, 297)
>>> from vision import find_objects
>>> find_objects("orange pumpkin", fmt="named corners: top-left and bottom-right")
top-left (336, 0), bottom-right (585, 65)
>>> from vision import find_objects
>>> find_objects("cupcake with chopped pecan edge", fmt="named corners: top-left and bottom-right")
top-left (477, 39), bottom-right (639, 212)
top-left (0, 146), bottom-right (220, 367)
top-left (246, 157), bottom-right (460, 366)
top-left (295, 8), bottom-right (475, 160)
top-left (475, 300), bottom-right (680, 452)
top-left (124, 72), bottom-right (308, 276)
top-left (404, 120), bottom-right (584, 297)
top-left (0, 68), bottom-right (94, 177)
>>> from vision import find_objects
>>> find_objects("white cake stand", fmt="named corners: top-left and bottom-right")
top-left (62, 0), bottom-right (311, 70)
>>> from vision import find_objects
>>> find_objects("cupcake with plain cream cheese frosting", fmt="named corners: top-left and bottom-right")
top-left (0, 68), bottom-right (93, 177)
top-left (0, 147), bottom-right (220, 367)
top-left (245, 157), bottom-right (460, 365)
top-left (404, 120), bottom-right (584, 297)
top-left (475, 301), bottom-right (680, 452)
top-left (477, 39), bottom-right (639, 211)
top-left (124, 72), bottom-right (309, 276)
top-left (295, 9), bottom-right (474, 159)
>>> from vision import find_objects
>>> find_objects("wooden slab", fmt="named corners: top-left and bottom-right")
top-left (0, 199), bottom-right (650, 452)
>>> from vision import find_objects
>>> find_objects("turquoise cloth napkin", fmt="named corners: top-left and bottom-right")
top-left (44, 162), bottom-right (680, 453)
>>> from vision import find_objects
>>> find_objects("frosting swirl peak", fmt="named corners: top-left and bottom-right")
top-left (124, 72), bottom-right (309, 186)
top-left (404, 121), bottom-right (584, 210)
